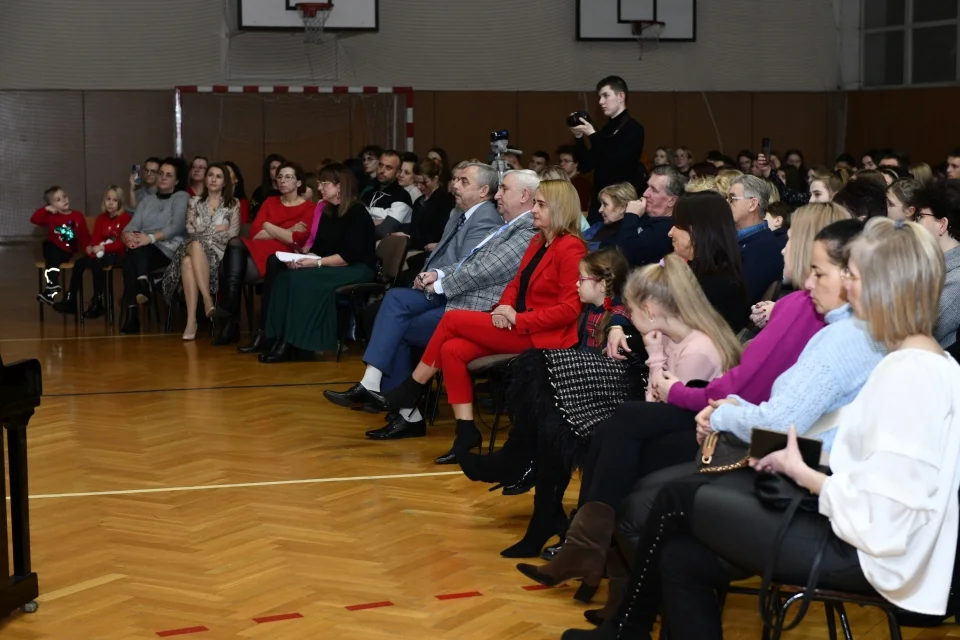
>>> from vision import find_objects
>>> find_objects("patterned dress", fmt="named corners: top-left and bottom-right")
top-left (161, 196), bottom-right (240, 302)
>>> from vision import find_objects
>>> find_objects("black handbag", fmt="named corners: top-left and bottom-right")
top-left (754, 472), bottom-right (830, 631)
top-left (697, 430), bottom-right (750, 474)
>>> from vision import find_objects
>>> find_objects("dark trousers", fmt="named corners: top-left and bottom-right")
top-left (362, 287), bottom-right (446, 392)
top-left (69, 254), bottom-right (123, 298)
top-left (42, 240), bottom-right (72, 278)
top-left (578, 401), bottom-right (699, 508)
top-left (122, 245), bottom-right (170, 305)
top-left (259, 254), bottom-right (285, 331)
top-left (658, 476), bottom-right (874, 640)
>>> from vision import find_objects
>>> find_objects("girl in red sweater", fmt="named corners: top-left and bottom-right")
top-left (31, 186), bottom-right (91, 306)
top-left (54, 186), bottom-right (131, 318)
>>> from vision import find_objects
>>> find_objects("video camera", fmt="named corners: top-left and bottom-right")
top-left (490, 129), bottom-right (511, 182)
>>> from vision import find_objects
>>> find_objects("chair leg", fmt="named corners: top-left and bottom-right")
top-left (77, 277), bottom-right (84, 327)
top-left (835, 603), bottom-right (853, 640)
top-left (105, 271), bottom-right (114, 327)
top-left (429, 372), bottom-right (443, 425)
top-left (824, 603), bottom-right (838, 640)
top-left (885, 609), bottom-right (903, 640)
top-left (243, 284), bottom-right (255, 333)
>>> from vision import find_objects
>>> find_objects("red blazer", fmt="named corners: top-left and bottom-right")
top-left (498, 232), bottom-right (587, 348)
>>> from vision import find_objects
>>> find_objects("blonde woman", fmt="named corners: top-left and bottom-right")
top-left (714, 168), bottom-right (742, 197)
top-left (516, 254), bottom-right (742, 599)
top-left (910, 161), bottom-right (934, 186)
top-left (684, 176), bottom-right (718, 193)
top-left (591, 218), bottom-right (960, 639)
top-left (808, 169), bottom-right (847, 202)
top-left (584, 181), bottom-right (637, 250)
top-left (381, 180), bottom-right (588, 460)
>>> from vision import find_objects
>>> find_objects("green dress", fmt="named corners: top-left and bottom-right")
top-left (265, 202), bottom-right (377, 353)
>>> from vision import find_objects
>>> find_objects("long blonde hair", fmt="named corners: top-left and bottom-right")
top-left (536, 179), bottom-right (584, 240)
top-left (786, 202), bottom-right (851, 284)
top-left (625, 254), bottom-right (742, 370)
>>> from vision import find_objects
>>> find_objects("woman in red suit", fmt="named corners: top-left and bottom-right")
top-left (383, 179), bottom-right (588, 460)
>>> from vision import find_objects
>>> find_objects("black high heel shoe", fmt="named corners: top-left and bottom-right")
top-left (259, 341), bottom-right (293, 363)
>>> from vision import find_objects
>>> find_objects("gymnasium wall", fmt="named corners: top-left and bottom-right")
top-left (0, 0), bottom-right (840, 91)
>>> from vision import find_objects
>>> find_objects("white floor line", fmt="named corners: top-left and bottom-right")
top-left (0, 333), bottom-right (171, 343)
top-left (13, 470), bottom-right (464, 500)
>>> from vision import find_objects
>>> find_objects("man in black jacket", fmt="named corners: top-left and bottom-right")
top-left (363, 149), bottom-right (414, 239)
top-left (571, 75), bottom-right (646, 224)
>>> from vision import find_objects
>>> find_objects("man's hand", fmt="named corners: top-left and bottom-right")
top-left (569, 116), bottom-right (595, 139)
top-left (414, 271), bottom-right (438, 291)
top-left (604, 326), bottom-right (631, 361)
top-left (626, 197), bottom-right (646, 217)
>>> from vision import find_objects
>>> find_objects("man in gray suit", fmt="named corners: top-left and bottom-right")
top-left (324, 169), bottom-right (540, 442)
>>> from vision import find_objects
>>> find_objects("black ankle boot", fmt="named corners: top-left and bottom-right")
top-left (119, 306), bottom-right (140, 334)
top-left (83, 296), bottom-right (105, 319)
top-left (211, 320), bottom-right (240, 346)
top-left (258, 341), bottom-right (293, 363)
top-left (237, 330), bottom-right (271, 353)
top-left (501, 471), bottom-right (569, 558)
top-left (382, 377), bottom-right (427, 411)
top-left (135, 278), bottom-right (151, 305)
top-left (458, 433), bottom-right (530, 484)
top-left (53, 292), bottom-right (77, 315)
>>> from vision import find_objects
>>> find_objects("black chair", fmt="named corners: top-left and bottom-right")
top-left (333, 235), bottom-right (409, 362)
top-left (466, 353), bottom-right (519, 453)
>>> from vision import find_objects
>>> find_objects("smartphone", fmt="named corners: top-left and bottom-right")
top-left (749, 428), bottom-right (822, 467)
top-left (132, 164), bottom-right (142, 186)
top-left (761, 137), bottom-right (772, 159)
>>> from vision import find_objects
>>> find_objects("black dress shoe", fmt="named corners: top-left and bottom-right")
top-left (135, 278), bottom-right (151, 305)
top-left (211, 321), bottom-right (240, 346)
top-left (259, 341), bottom-right (293, 363)
top-left (365, 415), bottom-right (426, 440)
top-left (364, 388), bottom-right (392, 412)
top-left (324, 383), bottom-right (372, 408)
top-left (501, 463), bottom-right (536, 495)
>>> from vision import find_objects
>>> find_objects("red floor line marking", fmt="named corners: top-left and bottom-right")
top-left (156, 626), bottom-right (209, 637)
top-left (435, 591), bottom-right (483, 600)
top-left (522, 583), bottom-right (569, 591)
top-left (345, 601), bottom-right (394, 611)
top-left (253, 612), bottom-right (304, 623)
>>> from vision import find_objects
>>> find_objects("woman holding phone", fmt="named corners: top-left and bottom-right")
top-left (564, 217), bottom-right (960, 639)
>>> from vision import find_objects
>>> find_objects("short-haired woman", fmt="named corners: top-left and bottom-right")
top-left (381, 180), bottom-right (588, 461)
top-left (580, 218), bottom-right (960, 639)
top-left (119, 157), bottom-right (189, 334)
top-left (258, 163), bottom-right (377, 363)
top-left (186, 156), bottom-right (209, 197)
top-left (250, 153), bottom-right (285, 221)
top-left (161, 163), bottom-right (240, 340)
top-left (583, 182), bottom-right (636, 251)
top-left (214, 161), bottom-right (315, 345)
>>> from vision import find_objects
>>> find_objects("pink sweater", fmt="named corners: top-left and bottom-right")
top-left (666, 290), bottom-right (825, 412)
top-left (645, 330), bottom-right (724, 401)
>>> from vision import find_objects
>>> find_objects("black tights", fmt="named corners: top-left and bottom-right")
top-left (122, 245), bottom-right (169, 305)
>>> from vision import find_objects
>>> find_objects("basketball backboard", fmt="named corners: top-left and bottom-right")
top-left (577, 0), bottom-right (696, 42)
top-left (237, 0), bottom-right (378, 31)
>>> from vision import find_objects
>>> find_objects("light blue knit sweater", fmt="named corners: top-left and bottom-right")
top-left (710, 304), bottom-right (885, 451)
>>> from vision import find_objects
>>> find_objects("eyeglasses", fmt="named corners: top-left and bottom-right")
top-left (726, 194), bottom-right (751, 204)
top-left (318, 181), bottom-right (335, 188)
top-left (277, 174), bottom-right (298, 182)
top-left (143, 168), bottom-right (159, 175)
top-left (915, 212), bottom-right (937, 221)
top-left (578, 276), bottom-right (601, 283)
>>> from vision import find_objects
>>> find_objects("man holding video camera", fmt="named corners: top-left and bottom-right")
top-left (570, 75), bottom-right (646, 224)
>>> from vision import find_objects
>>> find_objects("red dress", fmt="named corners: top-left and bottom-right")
top-left (241, 196), bottom-right (316, 276)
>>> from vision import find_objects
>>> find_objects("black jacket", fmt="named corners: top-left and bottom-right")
top-left (577, 109), bottom-right (646, 224)
top-left (739, 228), bottom-right (785, 305)
top-left (616, 213), bottom-right (673, 267)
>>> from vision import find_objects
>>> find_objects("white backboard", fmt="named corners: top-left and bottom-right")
top-left (577, 0), bottom-right (696, 42)
top-left (237, 0), bottom-right (378, 31)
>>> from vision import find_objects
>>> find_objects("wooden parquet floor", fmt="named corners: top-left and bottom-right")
top-left (0, 243), bottom-right (956, 639)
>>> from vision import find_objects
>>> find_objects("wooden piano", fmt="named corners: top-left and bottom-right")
top-left (0, 351), bottom-right (41, 618)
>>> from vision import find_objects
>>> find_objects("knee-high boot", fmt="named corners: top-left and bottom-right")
top-left (500, 460), bottom-right (570, 560)
top-left (212, 243), bottom-right (246, 345)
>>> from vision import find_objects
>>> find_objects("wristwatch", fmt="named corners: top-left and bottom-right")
top-left (148, 233), bottom-right (156, 244)
top-left (316, 258), bottom-right (323, 267)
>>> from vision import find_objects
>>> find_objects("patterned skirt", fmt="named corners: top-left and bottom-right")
top-left (503, 348), bottom-right (649, 472)
top-left (161, 238), bottom-right (225, 303)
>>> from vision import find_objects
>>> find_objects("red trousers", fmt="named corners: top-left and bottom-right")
top-left (421, 310), bottom-right (535, 404)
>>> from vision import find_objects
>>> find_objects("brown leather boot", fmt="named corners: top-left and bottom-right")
top-left (584, 546), bottom-right (628, 626)
top-left (516, 502), bottom-right (616, 603)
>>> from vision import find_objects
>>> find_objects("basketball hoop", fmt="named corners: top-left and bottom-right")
top-left (297, 2), bottom-right (334, 43)
top-left (631, 20), bottom-right (665, 60)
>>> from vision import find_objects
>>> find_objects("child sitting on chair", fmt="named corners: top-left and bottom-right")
top-left (31, 186), bottom-right (90, 306)
top-left (54, 186), bottom-right (131, 318)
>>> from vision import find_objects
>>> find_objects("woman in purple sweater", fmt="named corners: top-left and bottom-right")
top-left (515, 203), bottom-right (851, 616)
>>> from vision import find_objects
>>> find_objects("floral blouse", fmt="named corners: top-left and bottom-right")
top-left (186, 196), bottom-right (240, 258)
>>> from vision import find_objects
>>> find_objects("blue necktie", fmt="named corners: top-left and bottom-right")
top-left (455, 221), bottom-right (509, 271)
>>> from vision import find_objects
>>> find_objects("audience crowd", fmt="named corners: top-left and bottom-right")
top-left (30, 74), bottom-right (960, 638)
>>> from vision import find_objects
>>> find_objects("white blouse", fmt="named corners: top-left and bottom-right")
top-left (819, 349), bottom-right (960, 615)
